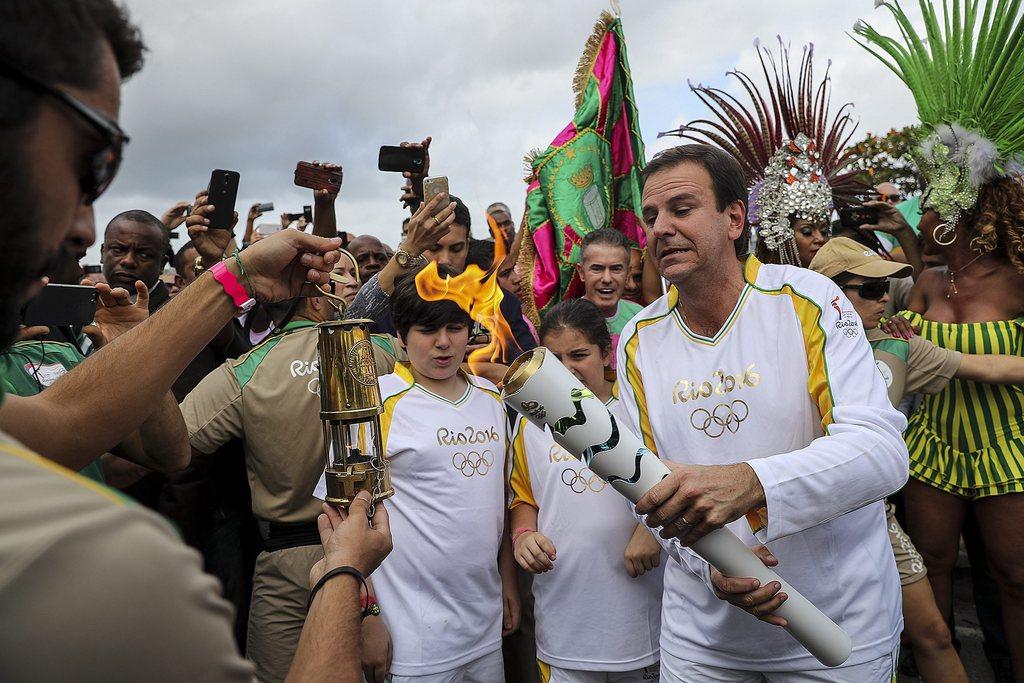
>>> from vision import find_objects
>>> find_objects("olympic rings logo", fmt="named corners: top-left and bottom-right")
top-left (690, 400), bottom-right (749, 438)
top-left (560, 466), bottom-right (606, 494)
top-left (452, 450), bottom-right (494, 477)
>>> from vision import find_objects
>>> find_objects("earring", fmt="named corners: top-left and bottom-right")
top-left (933, 222), bottom-right (957, 246)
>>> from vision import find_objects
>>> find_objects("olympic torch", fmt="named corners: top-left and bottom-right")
top-left (502, 348), bottom-right (852, 667)
top-left (316, 319), bottom-right (394, 508)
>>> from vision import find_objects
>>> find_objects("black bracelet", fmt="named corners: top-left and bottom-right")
top-left (307, 565), bottom-right (367, 614)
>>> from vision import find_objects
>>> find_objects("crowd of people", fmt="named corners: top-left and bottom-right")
top-left (1, 1), bottom-right (1024, 682)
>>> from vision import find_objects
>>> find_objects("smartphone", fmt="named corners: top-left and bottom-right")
top-left (838, 205), bottom-right (879, 228)
top-left (83, 264), bottom-right (102, 274)
top-left (255, 223), bottom-right (282, 236)
top-left (294, 162), bottom-right (343, 193)
top-left (206, 169), bottom-right (240, 231)
top-left (22, 284), bottom-right (98, 328)
top-left (256, 201), bottom-right (274, 213)
top-left (284, 206), bottom-right (314, 224)
top-left (423, 176), bottom-right (449, 206)
top-left (378, 145), bottom-right (426, 174)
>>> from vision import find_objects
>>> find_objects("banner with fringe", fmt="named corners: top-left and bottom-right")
top-left (518, 10), bottom-right (646, 324)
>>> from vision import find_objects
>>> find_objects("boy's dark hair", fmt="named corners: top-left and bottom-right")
top-left (449, 194), bottom-right (472, 237)
top-left (580, 227), bottom-right (630, 263)
top-left (643, 144), bottom-right (750, 257)
top-left (391, 265), bottom-right (473, 340)
top-left (539, 298), bottom-right (613, 356)
top-left (465, 239), bottom-right (495, 271)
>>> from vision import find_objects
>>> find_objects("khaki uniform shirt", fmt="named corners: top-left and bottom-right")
top-left (0, 432), bottom-right (252, 682)
top-left (181, 320), bottom-right (403, 524)
top-left (868, 327), bottom-right (963, 406)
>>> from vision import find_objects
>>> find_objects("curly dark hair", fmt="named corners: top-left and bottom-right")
top-left (965, 175), bottom-right (1024, 275)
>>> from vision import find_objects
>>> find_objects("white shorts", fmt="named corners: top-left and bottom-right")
top-left (660, 645), bottom-right (897, 683)
top-left (538, 660), bottom-right (660, 682)
top-left (386, 649), bottom-right (503, 683)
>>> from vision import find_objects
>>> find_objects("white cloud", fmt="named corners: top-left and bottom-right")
top-left (89, 0), bottom-right (919, 266)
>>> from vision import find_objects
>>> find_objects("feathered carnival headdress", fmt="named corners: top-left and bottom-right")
top-left (854, 0), bottom-right (1024, 239)
top-left (661, 38), bottom-right (862, 264)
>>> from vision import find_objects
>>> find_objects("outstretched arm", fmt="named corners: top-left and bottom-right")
top-left (0, 230), bottom-right (342, 466)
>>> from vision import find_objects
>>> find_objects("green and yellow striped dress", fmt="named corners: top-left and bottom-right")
top-left (902, 312), bottom-right (1024, 498)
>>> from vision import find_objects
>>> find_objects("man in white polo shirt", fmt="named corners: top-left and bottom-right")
top-left (619, 144), bottom-right (908, 681)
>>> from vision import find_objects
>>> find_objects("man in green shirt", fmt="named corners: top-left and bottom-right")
top-left (2, 281), bottom-right (188, 485)
top-left (0, 338), bottom-right (104, 482)
top-left (576, 228), bottom-right (642, 366)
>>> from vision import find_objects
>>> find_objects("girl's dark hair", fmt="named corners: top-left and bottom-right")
top-left (391, 266), bottom-right (473, 339)
top-left (539, 298), bottom-right (612, 355)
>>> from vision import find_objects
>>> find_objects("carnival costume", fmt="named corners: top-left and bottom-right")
top-left (661, 39), bottom-right (862, 264)
top-left (856, 0), bottom-right (1024, 498)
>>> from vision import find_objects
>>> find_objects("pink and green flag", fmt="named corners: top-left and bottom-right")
top-left (519, 10), bottom-right (646, 323)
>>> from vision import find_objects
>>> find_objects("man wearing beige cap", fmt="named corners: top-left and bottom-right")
top-left (809, 237), bottom-right (1024, 682)
top-left (809, 237), bottom-right (1024, 408)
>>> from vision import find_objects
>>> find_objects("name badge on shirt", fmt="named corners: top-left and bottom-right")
top-left (29, 362), bottom-right (68, 388)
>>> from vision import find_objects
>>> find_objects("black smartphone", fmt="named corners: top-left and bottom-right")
top-left (22, 284), bottom-right (98, 328)
top-left (83, 264), bottom-right (102, 274)
top-left (284, 206), bottom-right (314, 224)
top-left (206, 169), bottom-right (240, 231)
top-left (838, 205), bottom-right (879, 228)
top-left (378, 145), bottom-right (426, 174)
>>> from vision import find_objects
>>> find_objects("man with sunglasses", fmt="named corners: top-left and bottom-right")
top-left (0, 1), bottom-right (392, 680)
top-left (810, 236), bottom-right (1024, 418)
top-left (809, 236), bottom-right (1024, 682)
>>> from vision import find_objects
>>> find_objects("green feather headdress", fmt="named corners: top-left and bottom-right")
top-left (853, 0), bottom-right (1024, 229)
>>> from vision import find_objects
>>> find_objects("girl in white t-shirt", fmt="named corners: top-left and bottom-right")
top-left (510, 298), bottom-right (663, 682)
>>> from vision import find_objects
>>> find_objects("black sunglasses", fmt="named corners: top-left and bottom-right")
top-left (842, 279), bottom-right (890, 301)
top-left (0, 60), bottom-right (128, 205)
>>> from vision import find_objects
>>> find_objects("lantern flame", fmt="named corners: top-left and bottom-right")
top-left (415, 213), bottom-right (516, 372)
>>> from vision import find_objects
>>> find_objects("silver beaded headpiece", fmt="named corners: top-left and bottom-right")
top-left (748, 134), bottom-right (834, 265)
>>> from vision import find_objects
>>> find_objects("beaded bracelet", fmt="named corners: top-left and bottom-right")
top-left (231, 250), bottom-right (256, 297)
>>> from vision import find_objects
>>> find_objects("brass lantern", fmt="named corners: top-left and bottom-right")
top-left (316, 318), bottom-right (394, 508)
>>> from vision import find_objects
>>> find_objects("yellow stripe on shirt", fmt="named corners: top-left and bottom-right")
top-left (744, 262), bottom-right (835, 430)
top-left (508, 416), bottom-right (537, 509)
top-left (0, 441), bottom-right (125, 506)
top-left (622, 287), bottom-right (678, 451)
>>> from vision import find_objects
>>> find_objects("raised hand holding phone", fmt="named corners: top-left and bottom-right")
top-left (187, 191), bottom-right (238, 268)
top-left (206, 169), bottom-right (239, 231)
top-left (295, 160), bottom-right (343, 199)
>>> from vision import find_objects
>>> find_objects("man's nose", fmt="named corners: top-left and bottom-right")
top-left (651, 213), bottom-right (676, 240)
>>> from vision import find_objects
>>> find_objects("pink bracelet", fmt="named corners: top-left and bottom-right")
top-left (511, 527), bottom-right (535, 544)
top-left (210, 260), bottom-right (256, 312)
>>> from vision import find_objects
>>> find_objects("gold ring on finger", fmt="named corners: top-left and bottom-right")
top-left (432, 216), bottom-right (440, 227)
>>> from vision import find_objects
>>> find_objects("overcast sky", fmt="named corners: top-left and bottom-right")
top-left (88, 0), bottom-right (920, 266)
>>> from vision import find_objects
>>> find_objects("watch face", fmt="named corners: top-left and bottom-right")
top-left (396, 251), bottom-right (410, 267)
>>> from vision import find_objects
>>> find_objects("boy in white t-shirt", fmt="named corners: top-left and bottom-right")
top-left (371, 270), bottom-right (518, 682)
top-left (510, 299), bottom-right (663, 682)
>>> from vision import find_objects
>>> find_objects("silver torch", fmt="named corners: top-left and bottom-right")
top-left (502, 348), bottom-right (852, 667)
